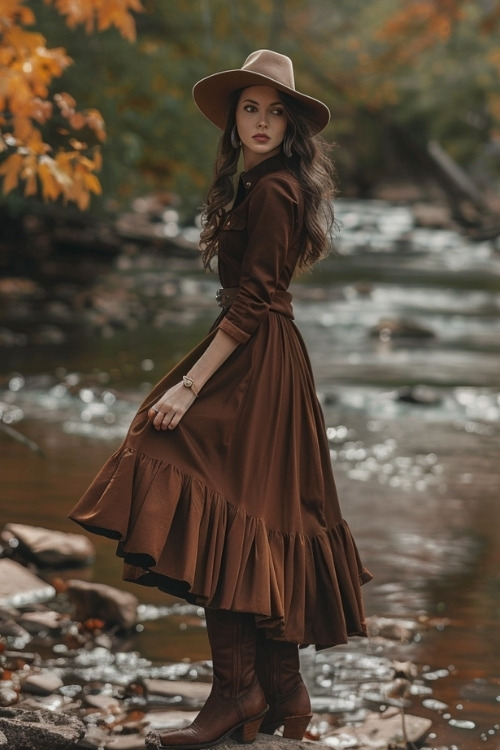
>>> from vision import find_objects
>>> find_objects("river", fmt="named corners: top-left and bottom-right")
top-left (1, 199), bottom-right (499, 748)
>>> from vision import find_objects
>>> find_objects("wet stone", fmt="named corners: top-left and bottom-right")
top-left (369, 317), bottom-right (435, 340)
top-left (3, 650), bottom-right (38, 666)
top-left (422, 697), bottom-right (449, 711)
top-left (21, 694), bottom-right (73, 712)
top-left (323, 710), bottom-right (432, 749)
top-left (66, 579), bottom-right (138, 629)
top-left (74, 724), bottom-right (108, 749)
top-left (3, 523), bottom-right (95, 568)
top-left (143, 678), bottom-right (210, 708)
top-left (18, 609), bottom-right (65, 633)
top-left (0, 687), bottom-right (18, 708)
top-left (102, 736), bottom-right (145, 749)
top-left (22, 672), bottom-right (64, 695)
top-left (0, 618), bottom-right (31, 646)
top-left (396, 384), bottom-right (442, 406)
top-left (0, 559), bottom-right (55, 608)
top-left (84, 693), bottom-right (122, 711)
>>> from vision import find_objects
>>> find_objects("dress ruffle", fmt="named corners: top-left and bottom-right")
top-left (71, 446), bottom-right (371, 649)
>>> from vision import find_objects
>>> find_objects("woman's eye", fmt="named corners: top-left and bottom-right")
top-left (244, 105), bottom-right (256, 112)
top-left (272, 109), bottom-right (284, 116)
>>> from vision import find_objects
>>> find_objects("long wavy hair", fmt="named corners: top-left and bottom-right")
top-left (199, 88), bottom-right (337, 272)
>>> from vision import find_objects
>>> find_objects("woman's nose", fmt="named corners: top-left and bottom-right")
top-left (257, 115), bottom-right (269, 128)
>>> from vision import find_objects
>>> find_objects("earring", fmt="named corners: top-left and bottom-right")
top-left (231, 126), bottom-right (241, 149)
top-left (283, 134), bottom-right (294, 157)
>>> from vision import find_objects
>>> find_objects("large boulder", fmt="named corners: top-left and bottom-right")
top-left (2, 524), bottom-right (95, 568)
top-left (66, 579), bottom-right (138, 628)
top-left (0, 560), bottom-right (55, 608)
top-left (0, 707), bottom-right (85, 750)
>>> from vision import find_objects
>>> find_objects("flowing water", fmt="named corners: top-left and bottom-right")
top-left (1, 200), bottom-right (499, 748)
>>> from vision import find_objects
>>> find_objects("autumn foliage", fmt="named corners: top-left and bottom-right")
top-left (0, 0), bottom-right (142, 208)
top-left (1, 0), bottom-right (499, 212)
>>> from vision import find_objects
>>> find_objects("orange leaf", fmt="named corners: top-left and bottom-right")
top-left (38, 160), bottom-right (63, 201)
top-left (0, 153), bottom-right (24, 193)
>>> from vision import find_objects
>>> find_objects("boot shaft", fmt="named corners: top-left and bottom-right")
top-left (205, 608), bottom-right (258, 700)
top-left (255, 633), bottom-right (312, 738)
top-left (255, 633), bottom-right (302, 698)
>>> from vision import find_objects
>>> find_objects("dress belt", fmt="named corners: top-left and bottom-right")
top-left (216, 287), bottom-right (294, 318)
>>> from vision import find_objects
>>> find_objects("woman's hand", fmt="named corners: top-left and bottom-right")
top-left (148, 382), bottom-right (197, 431)
top-left (146, 329), bottom-right (239, 432)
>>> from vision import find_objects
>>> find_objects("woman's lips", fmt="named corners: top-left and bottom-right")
top-left (253, 134), bottom-right (270, 142)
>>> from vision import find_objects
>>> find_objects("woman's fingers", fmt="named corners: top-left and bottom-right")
top-left (148, 385), bottom-right (196, 431)
top-left (149, 404), bottom-right (184, 431)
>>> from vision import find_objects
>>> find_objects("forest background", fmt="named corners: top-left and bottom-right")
top-left (1, 0), bottom-right (500, 225)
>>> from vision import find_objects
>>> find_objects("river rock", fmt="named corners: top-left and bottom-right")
top-left (0, 687), bottom-right (18, 708)
top-left (84, 693), bottom-right (122, 711)
top-left (22, 672), bottom-right (64, 696)
top-left (102, 736), bottom-right (145, 749)
top-left (3, 523), bottom-right (95, 568)
top-left (0, 559), bottom-right (55, 608)
top-left (143, 678), bottom-right (210, 707)
top-left (0, 706), bottom-right (85, 749)
top-left (0, 618), bottom-right (31, 646)
top-left (370, 317), bottom-right (435, 340)
top-left (323, 710), bottom-right (432, 748)
top-left (396, 384), bottom-right (442, 406)
top-left (19, 608), bottom-right (65, 633)
top-left (66, 580), bottom-right (138, 628)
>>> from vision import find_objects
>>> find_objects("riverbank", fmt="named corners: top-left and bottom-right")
top-left (1, 522), bottom-right (436, 749)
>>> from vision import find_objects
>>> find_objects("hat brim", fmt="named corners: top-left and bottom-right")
top-left (192, 69), bottom-right (330, 135)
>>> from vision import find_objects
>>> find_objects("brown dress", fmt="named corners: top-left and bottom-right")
top-left (69, 153), bottom-right (371, 649)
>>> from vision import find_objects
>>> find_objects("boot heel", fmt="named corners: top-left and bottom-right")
top-left (232, 713), bottom-right (266, 744)
top-left (282, 713), bottom-right (313, 740)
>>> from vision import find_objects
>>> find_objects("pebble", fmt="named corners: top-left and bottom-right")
top-left (422, 697), bottom-right (449, 711)
top-left (84, 693), bottom-right (122, 711)
top-left (448, 718), bottom-right (476, 729)
top-left (0, 687), bottom-right (18, 707)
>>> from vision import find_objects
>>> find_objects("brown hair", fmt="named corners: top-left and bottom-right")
top-left (199, 88), bottom-right (337, 271)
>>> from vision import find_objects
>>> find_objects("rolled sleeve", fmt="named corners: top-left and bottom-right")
top-left (218, 175), bottom-right (299, 342)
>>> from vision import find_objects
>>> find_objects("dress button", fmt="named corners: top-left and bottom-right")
top-left (226, 220), bottom-right (231, 226)
top-left (245, 181), bottom-right (251, 187)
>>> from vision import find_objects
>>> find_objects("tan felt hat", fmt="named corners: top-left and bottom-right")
top-left (193, 49), bottom-right (330, 135)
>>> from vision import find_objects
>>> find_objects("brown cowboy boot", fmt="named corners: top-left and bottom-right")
top-left (145, 609), bottom-right (268, 749)
top-left (255, 633), bottom-right (312, 739)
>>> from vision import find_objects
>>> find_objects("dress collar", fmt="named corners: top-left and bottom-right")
top-left (239, 153), bottom-right (288, 192)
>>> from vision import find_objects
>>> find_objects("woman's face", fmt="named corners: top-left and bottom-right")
top-left (235, 85), bottom-right (288, 169)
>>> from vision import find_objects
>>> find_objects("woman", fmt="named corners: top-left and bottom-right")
top-left (69, 49), bottom-right (371, 749)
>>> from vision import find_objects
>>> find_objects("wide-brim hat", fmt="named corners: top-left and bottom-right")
top-left (193, 49), bottom-right (330, 135)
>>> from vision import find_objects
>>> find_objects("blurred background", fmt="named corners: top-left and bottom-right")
top-left (1, 2), bottom-right (500, 748)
